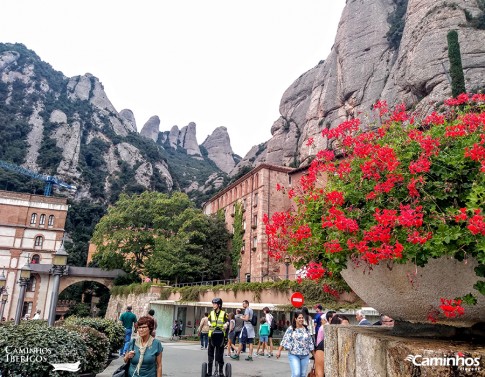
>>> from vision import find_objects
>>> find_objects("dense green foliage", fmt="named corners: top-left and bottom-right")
top-left (92, 191), bottom-right (231, 282)
top-left (386, 0), bottom-right (409, 50)
top-left (63, 324), bottom-right (110, 374)
top-left (231, 202), bottom-right (244, 275)
top-left (0, 320), bottom-right (88, 377)
top-left (64, 316), bottom-right (125, 354)
top-left (447, 30), bottom-right (466, 97)
top-left (158, 279), bottom-right (353, 308)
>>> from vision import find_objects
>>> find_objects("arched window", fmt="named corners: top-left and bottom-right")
top-left (31, 254), bottom-right (40, 264)
top-left (30, 213), bottom-right (37, 225)
top-left (39, 214), bottom-right (46, 226)
top-left (48, 215), bottom-right (55, 227)
top-left (34, 236), bottom-right (43, 248)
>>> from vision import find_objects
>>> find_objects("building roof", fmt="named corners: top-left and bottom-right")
top-left (206, 163), bottom-right (294, 203)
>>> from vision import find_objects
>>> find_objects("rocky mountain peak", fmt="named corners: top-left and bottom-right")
top-left (178, 122), bottom-right (202, 158)
top-left (140, 116), bottom-right (160, 142)
top-left (202, 126), bottom-right (236, 174)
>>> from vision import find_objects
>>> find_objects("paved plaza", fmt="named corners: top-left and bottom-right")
top-left (97, 340), bottom-right (293, 377)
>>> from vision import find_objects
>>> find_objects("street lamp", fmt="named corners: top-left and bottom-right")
top-left (237, 259), bottom-right (242, 282)
top-left (0, 267), bottom-right (7, 320)
top-left (48, 241), bottom-right (68, 326)
top-left (14, 261), bottom-right (31, 325)
top-left (284, 255), bottom-right (291, 280)
top-left (0, 290), bottom-right (8, 321)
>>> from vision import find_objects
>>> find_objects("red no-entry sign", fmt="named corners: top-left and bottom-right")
top-left (290, 292), bottom-right (304, 308)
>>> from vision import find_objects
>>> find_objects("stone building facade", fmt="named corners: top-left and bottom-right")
top-left (203, 164), bottom-right (299, 281)
top-left (0, 190), bottom-right (68, 320)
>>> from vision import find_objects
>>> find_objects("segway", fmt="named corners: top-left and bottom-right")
top-left (201, 361), bottom-right (231, 377)
top-left (201, 330), bottom-right (232, 377)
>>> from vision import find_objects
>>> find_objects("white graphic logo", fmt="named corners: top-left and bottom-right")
top-left (405, 353), bottom-right (481, 371)
top-left (49, 361), bottom-right (81, 372)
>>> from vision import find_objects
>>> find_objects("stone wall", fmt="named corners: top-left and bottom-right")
top-left (105, 290), bottom-right (161, 321)
top-left (324, 325), bottom-right (485, 376)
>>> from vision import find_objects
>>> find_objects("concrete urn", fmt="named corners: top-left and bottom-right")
top-left (340, 257), bottom-right (485, 327)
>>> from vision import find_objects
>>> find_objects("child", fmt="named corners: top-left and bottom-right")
top-left (171, 320), bottom-right (179, 340)
top-left (256, 317), bottom-right (270, 356)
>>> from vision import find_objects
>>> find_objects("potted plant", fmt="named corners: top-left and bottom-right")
top-left (264, 94), bottom-right (485, 326)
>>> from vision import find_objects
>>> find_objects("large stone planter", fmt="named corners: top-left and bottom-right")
top-left (341, 257), bottom-right (485, 327)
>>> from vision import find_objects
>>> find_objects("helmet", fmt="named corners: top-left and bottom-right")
top-left (212, 297), bottom-right (223, 307)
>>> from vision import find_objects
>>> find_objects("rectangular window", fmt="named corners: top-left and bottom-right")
top-left (253, 192), bottom-right (258, 207)
top-left (252, 236), bottom-right (257, 250)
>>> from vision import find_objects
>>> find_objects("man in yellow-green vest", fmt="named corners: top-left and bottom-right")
top-left (206, 297), bottom-right (228, 377)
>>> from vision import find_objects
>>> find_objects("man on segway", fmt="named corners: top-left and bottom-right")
top-left (207, 297), bottom-right (228, 377)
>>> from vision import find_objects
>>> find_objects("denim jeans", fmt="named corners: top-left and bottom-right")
top-left (200, 332), bottom-right (209, 348)
top-left (121, 328), bottom-right (132, 355)
top-left (288, 353), bottom-right (310, 377)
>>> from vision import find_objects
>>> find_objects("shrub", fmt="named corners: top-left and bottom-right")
top-left (447, 30), bottom-right (466, 97)
top-left (0, 320), bottom-right (88, 377)
top-left (64, 316), bottom-right (124, 354)
top-left (64, 324), bottom-right (110, 374)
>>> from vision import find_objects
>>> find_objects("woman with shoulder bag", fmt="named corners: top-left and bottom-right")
top-left (276, 310), bottom-right (315, 377)
top-left (123, 316), bottom-right (163, 377)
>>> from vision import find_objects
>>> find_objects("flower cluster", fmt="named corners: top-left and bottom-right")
top-left (439, 298), bottom-right (465, 318)
top-left (265, 94), bottom-right (485, 317)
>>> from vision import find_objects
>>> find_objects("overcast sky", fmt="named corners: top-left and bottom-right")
top-left (1, 0), bottom-right (346, 156)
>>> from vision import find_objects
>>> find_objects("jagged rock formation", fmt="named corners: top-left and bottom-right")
top-left (140, 116), bottom-right (160, 143)
top-left (178, 122), bottom-right (202, 158)
top-left (234, 0), bottom-right (485, 172)
top-left (119, 109), bottom-right (137, 133)
top-left (201, 127), bottom-right (236, 173)
top-left (0, 43), bottom-right (226, 205)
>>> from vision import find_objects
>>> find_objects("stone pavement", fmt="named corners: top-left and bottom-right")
top-left (96, 339), bottom-right (292, 377)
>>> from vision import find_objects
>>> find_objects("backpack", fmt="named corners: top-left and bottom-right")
top-left (269, 314), bottom-right (277, 330)
top-left (250, 311), bottom-right (258, 327)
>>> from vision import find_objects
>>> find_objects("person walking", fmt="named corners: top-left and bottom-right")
top-left (255, 317), bottom-right (270, 356)
top-left (206, 297), bottom-right (228, 377)
top-left (198, 312), bottom-right (210, 349)
top-left (119, 305), bottom-right (137, 356)
top-left (226, 312), bottom-right (236, 357)
top-left (147, 309), bottom-right (158, 338)
top-left (124, 315), bottom-right (163, 377)
top-left (262, 307), bottom-right (275, 357)
top-left (232, 308), bottom-right (244, 354)
top-left (313, 305), bottom-right (324, 340)
top-left (231, 300), bottom-right (255, 361)
top-left (276, 310), bottom-right (315, 377)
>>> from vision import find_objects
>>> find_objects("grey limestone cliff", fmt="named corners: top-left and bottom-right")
top-left (201, 127), bottom-right (236, 173)
top-left (234, 0), bottom-right (485, 171)
top-left (140, 116), bottom-right (161, 143)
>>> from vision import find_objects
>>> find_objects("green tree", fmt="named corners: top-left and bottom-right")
top-left (91, 191), bottom-right (231, 282)
top-left (447, 30), bottom-right (466, 97)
